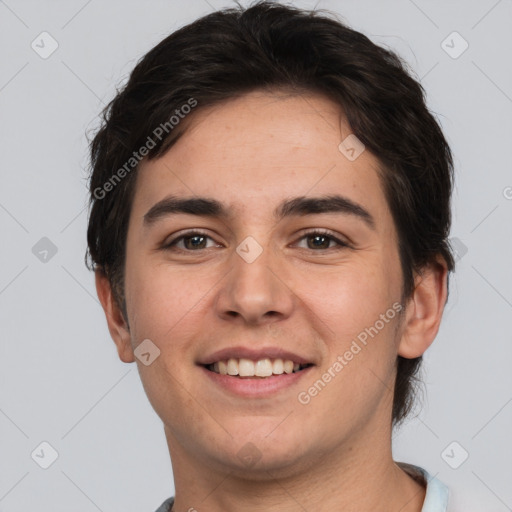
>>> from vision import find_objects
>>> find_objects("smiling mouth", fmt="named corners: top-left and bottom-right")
top-left (203, 357), bottom-right (313, 378)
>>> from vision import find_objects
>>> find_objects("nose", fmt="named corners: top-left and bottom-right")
top-left (214, 238), bottom-right (295, 326)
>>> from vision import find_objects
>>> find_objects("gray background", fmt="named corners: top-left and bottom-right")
top-left (0, 0), bottom-right (511, 510)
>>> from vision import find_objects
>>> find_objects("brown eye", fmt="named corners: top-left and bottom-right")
top-left (307, 234), bottom-right (331, 250)
top-left (163, 231), bottom-right (218, 251)
top-left (295, 230), bottom-right (349, 251)
top-left (181, 234), bottom-right (208, 250)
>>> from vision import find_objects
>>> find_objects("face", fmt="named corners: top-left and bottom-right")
top-left (112, 91), bottom-right (411, 475)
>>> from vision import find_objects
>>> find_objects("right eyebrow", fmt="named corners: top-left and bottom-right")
top-left (143, 196), bottom-right (226, 226)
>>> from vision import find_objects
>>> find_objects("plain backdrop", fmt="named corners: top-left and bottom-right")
top-left (0, 0), bottom-right (511, 511)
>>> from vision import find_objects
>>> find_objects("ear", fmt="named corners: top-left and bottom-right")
top-left (398, 256), bottom-right (449, 359)
top-left (95, 270), bottom-right (135, 363)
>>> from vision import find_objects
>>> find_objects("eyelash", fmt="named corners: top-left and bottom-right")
top-left (162, 229), bottom-right (350, 253)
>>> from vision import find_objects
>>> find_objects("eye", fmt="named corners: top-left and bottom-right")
top-left (162, 230), bottom-right (220, 252)
top-left (294, 230), bottom-right (349, 251)
top-left (161, 229), bottom-right (349, 253)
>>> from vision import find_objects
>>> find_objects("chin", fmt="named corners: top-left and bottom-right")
top-left (205, 431), bottom-right (312, 478)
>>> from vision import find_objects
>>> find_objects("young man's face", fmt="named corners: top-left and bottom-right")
top-left (99, 91), bottom-right (442, 476)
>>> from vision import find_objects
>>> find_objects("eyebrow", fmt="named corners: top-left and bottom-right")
top-left (143, 194), bottom-right (376, 230)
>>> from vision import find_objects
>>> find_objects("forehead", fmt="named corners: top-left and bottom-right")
top-left (131, 91), bottom-right (389, 224)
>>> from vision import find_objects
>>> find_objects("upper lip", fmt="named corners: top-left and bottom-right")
top-left (197, 346), bottom-right (314, 366)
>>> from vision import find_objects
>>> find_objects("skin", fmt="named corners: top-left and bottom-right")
top-left (96, 90), bottom-right (448, 512)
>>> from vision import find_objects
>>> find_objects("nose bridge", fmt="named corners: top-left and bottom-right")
top-left (215, 233), bottom-right (293, 324)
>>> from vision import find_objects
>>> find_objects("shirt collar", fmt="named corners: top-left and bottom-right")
top-left (397, 462), bottom-right (450, 511)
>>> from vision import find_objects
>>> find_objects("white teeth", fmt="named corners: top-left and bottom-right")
top-left (227, 358), bottom-right (239, 376)
top-left (272, 358), bottom-right (284, 375)
top-left (218, 360), bottom-right (228, 375)
top-left (255, 358), bottom-right (273, 377)
top-left (239, 358), bottom-right (255, 377)
top-left (208, 357), bottom-right (308, 377)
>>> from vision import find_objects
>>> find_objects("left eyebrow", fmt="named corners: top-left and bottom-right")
top-left (143, 194), bottom-right (376, 230)
top-left (275, 195), bottom-right (375, 230)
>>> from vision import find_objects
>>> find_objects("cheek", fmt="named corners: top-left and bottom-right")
top-left (291, 252), bottom-right (402, 397)
top-left (124, 255), bottom-right (200, 342)
top-left (293, 253), bottom-right (402, 337)
top-left (123, 261), bottom-right (205, 424)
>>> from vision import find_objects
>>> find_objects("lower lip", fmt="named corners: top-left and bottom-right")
top-left (199, 365), bottom-right (314, 398)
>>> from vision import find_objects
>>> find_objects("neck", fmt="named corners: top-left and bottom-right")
top-left (165, 421), bottom-right (426, 512)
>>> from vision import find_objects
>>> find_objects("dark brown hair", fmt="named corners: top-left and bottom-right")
top-left (86, 1), bottom-right (455, 427)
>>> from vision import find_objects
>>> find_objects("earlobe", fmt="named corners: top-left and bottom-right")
top-left (398, 257), bottom-right (449, 359)
top-left (95, 270), bottom-right (135, 363)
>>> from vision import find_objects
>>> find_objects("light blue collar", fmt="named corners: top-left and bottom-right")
top-left (397, 462), bottom-right (450, 511)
